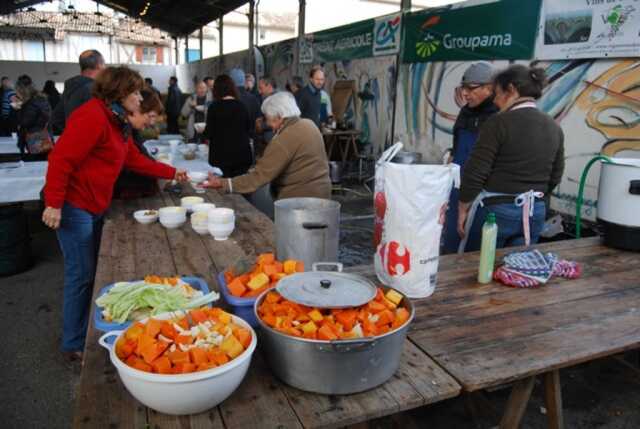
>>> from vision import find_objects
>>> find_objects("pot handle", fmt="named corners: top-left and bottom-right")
top-left (302, 222), bottom-right (328, 230)
top-left (630, 180), bottom-right (640, 195)
top-left (98, 330), bottom-right (124, 351)
top-left (312, 262), bottom-right (343, 273)
top-left (316, 337), bottom-right (377, 353)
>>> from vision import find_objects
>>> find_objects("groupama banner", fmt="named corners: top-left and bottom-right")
top-left (401, 0), bottom-right (542, 63)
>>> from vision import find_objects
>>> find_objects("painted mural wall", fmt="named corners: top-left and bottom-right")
top-left (394, 58), bottom-right (640, 221)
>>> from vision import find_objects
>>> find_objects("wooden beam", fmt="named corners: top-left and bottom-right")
top-left (199, 27), bottom-right (203, 60)
top-left (499, 377), bottom-right (535, 429)
top-left (544, 370), bottom-right (565, 429)
top-left (218, 17), bottom-right (224, 58)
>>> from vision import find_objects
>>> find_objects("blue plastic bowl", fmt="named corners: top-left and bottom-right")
top-left (218, 272), bottom-right (259, 327)
top-left (94, 276), bottom-right (211, 336)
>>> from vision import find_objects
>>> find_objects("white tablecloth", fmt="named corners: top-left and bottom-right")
top-left (0, 161), bottom-right (47, 203)
top-left (143, 141), bottom-right (221, 175)
top-left (0, 136), bottom-right (19, 155)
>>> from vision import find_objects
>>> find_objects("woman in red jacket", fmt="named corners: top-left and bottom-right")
top-left (42, 66), bottom-right (187, 361)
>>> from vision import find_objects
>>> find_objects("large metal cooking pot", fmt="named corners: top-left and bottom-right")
top-left (597, 157), bottom-right (640, 251)
top-left (392, 150), bottom-right (422, 164)
top-left (274, 198), bottom-right (340, 270)
top-left (254, 264), bottom-right (415, 394)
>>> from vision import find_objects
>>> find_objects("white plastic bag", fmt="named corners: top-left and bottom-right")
top-left (374, 143), bottom-right (460, 298)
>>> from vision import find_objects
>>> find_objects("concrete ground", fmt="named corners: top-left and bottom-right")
top-left (1, 198), bottom-right (639, 429)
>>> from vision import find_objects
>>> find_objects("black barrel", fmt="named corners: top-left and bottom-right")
top-left (0, 203), bottom-right (32, 276)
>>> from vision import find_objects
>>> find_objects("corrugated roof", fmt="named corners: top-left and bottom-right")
top-left (0, 10), bottom-right (171, 45)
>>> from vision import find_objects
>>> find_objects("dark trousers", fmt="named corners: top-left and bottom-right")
top-left (166, 114), bottom-right (180, 134)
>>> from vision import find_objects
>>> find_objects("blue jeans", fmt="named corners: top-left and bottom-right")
top-left (464, 201), bottom-right (546, 252)
top-left (56, 202), bottom-right (104, 352)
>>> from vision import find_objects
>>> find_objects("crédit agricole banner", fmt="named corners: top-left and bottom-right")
top-left (401, 0), bottom-right (542, 63)
top-left (536, 0), bottom-right (640, 59)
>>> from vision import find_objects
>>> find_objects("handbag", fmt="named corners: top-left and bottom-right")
top-left (25, 126), bottom-right (53, 154)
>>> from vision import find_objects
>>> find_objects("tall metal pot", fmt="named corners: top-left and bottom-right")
top-left (274, 198), bottom-right (340, 270)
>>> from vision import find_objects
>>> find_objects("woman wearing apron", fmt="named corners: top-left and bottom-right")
top-left (457, 65), bottom-right (565, 252)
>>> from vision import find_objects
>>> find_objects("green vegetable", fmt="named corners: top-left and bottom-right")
top-left (96, 281), bottom-right (219, 323)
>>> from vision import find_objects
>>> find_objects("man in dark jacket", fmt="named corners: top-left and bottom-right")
top-left (229, 68), bottom-right (260, 141)
top-left (296, 66), bottom-right (324, 129)
top-left (443, 61), bottom-right (498, 254)
top-left (165, 76), bottom-right (182, 134)
top-left (51, 50), bottom-right (105, 134)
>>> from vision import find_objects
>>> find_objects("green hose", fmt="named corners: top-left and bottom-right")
top-left (575, 155), bottom-right (612, 238)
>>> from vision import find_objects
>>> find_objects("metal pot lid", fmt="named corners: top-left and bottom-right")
top-left (276, 263), bottom-right (376, 308)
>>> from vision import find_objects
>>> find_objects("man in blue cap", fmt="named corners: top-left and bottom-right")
top-left (443, 61), bottom-right (498, 254)
top-left (229, 68), bottom-right (260, 140)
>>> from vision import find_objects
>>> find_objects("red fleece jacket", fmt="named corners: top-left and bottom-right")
top-left (44, 98), bottom-right (176, 214)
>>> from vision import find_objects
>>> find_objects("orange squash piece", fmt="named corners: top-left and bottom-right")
top-left (159, 321), bottom-right (178, 340)
top-left (175, 335), bottom-right (194, 345)
top-left (197, 362), bottom-right (218, 372)
top-left (125, 322), bottom-right (145, 341)
top-left (258, 253), bottom-right (276, 265)
top-left (144, 318), bottom-right (163, 338)
top-left (295, 261), bottom-right (305, 273)
top-left (178, 362), bottom-right (197, 373)
top-left (392, 308), bottom-right (410, 328)
top-left (262, 264), bottom-right (279, 276)
top-left (368, 300), bottom-right (386, 313)
top-left (151, 356), bottom-right (172, 374)
top-left (318, 324), bottom-right (338, 341)
top-left (167, 349), bottom-right (190, 365)
top-left (265, 291), bottom-right (281, 304)
top-left (233, 327), bottom-right (252, 348)
top-left (189, 347), bottom-right (209, 366)
top-left (175, 317), bottom-right (190, 330)
top-left (376, 309), bottom-right (395, 327)
top-left (227, 277), bottom-right (247, 297)
top-left (334, 310), bottom-right (357, 332)
top-left (189, 309), bottom-right (208, 324)
top-left (132, 359), bottom-right (153, 373)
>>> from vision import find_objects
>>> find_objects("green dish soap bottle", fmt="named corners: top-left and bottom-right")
top-left (478, 212), bottom-right (498, 284)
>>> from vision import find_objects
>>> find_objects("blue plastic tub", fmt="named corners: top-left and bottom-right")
top-left (93, 276), bottom-right (211, 335)
top-left (218, 272), bottom-right (259, 327)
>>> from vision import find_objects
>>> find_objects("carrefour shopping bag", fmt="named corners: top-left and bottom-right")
top-left (374, 143), bottom-right (459, 298)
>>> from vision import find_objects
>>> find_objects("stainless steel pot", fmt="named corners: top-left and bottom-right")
top-left (274, 198), bottom-right (340, 270)
top-left (254, 266), bottom-right (414, 395)
top-left (391, 150), bottom-right (422, 164)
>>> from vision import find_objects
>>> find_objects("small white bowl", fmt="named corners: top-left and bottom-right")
top-left (191, 213), bottom-right (209, 235)
top-left (133, 210), bottom-right (158, 224)
top-left (189, 171), bottom-right (208, 183)
top-left (159, 206), bottom-right (187, 217)
top-left (194, 122), bottom-right (206, 133)
top-left (186, 143), bottom-right (198, 152)
top-left (208, 222), bottom-right (235, 241)
top-left (160, 218), bottom-right (186, 229)
top-left (197, 144), bottom-right (208, 154)
top-left (181, 196), bottom-right (204, 212)
top-left (169, 140), bottom-right (182, 151)
top-left (192, 203), bottom-right (215, 214)
top-left (208, 208), bottom-right (235, 224)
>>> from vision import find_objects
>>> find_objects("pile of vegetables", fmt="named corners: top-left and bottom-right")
top-left (223, 253), bottom-right (304, 299)
top-left (115, 307), bottom-right (252, 374)
top-left (257, 288), bottom-right (410, 340)
top-left (97, 275), bottom-right (220, 323)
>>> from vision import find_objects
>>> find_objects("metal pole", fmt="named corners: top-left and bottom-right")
top-left (389, 0), bottom-right (411, 150)
top-left (199, 27), bottom-right (204, 60)
top-left (185, 33), bottom-right (189, 63)
top-left (42, 39), bottom-right (46, 62)
top-left (219, 17), bottom-right (224, 59)
top-left (248, 0), bottom-right (255, 75)
top-left (295, 0), bottom-right (306, 75)
top-left (174, 37), bottom-right (179, 65)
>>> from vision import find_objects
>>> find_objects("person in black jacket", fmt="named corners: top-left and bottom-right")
top-left (229, 68), bottom-right (260, 141)
top-left (15, 75), bottom-right (52, 158)
top-left (42, 80), bottom-right (61, 111)
top-left (443, 62), bottom-right (498, 254)
top-left (165, 76), bottom-right (182, 134)
top-left (205, 74), bottom-right (253, 178)
top-left (51, 50), bottom-right (105, 134)
top-left (296, 66), bottom-right (325, 128)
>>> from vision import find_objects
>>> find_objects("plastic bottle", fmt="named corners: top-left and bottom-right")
top-left (478, 212), bottom-right (498, 284)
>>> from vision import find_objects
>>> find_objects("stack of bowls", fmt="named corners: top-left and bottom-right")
top-left (208, 208), bottom-right (235, 241)
top-left (190, 203), bottom-right (215, 235)
top-left (181, 196), bottom-right (204, 213)
top-left (158, 207), bottom-right (187, 229)
top-left (188, 171), bottom-right (208, 194)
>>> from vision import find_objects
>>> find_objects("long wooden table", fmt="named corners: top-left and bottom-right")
top-left (73, 188), bottom-right (460, 429)
top-left (399, 237), bottom-right (640, 428)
